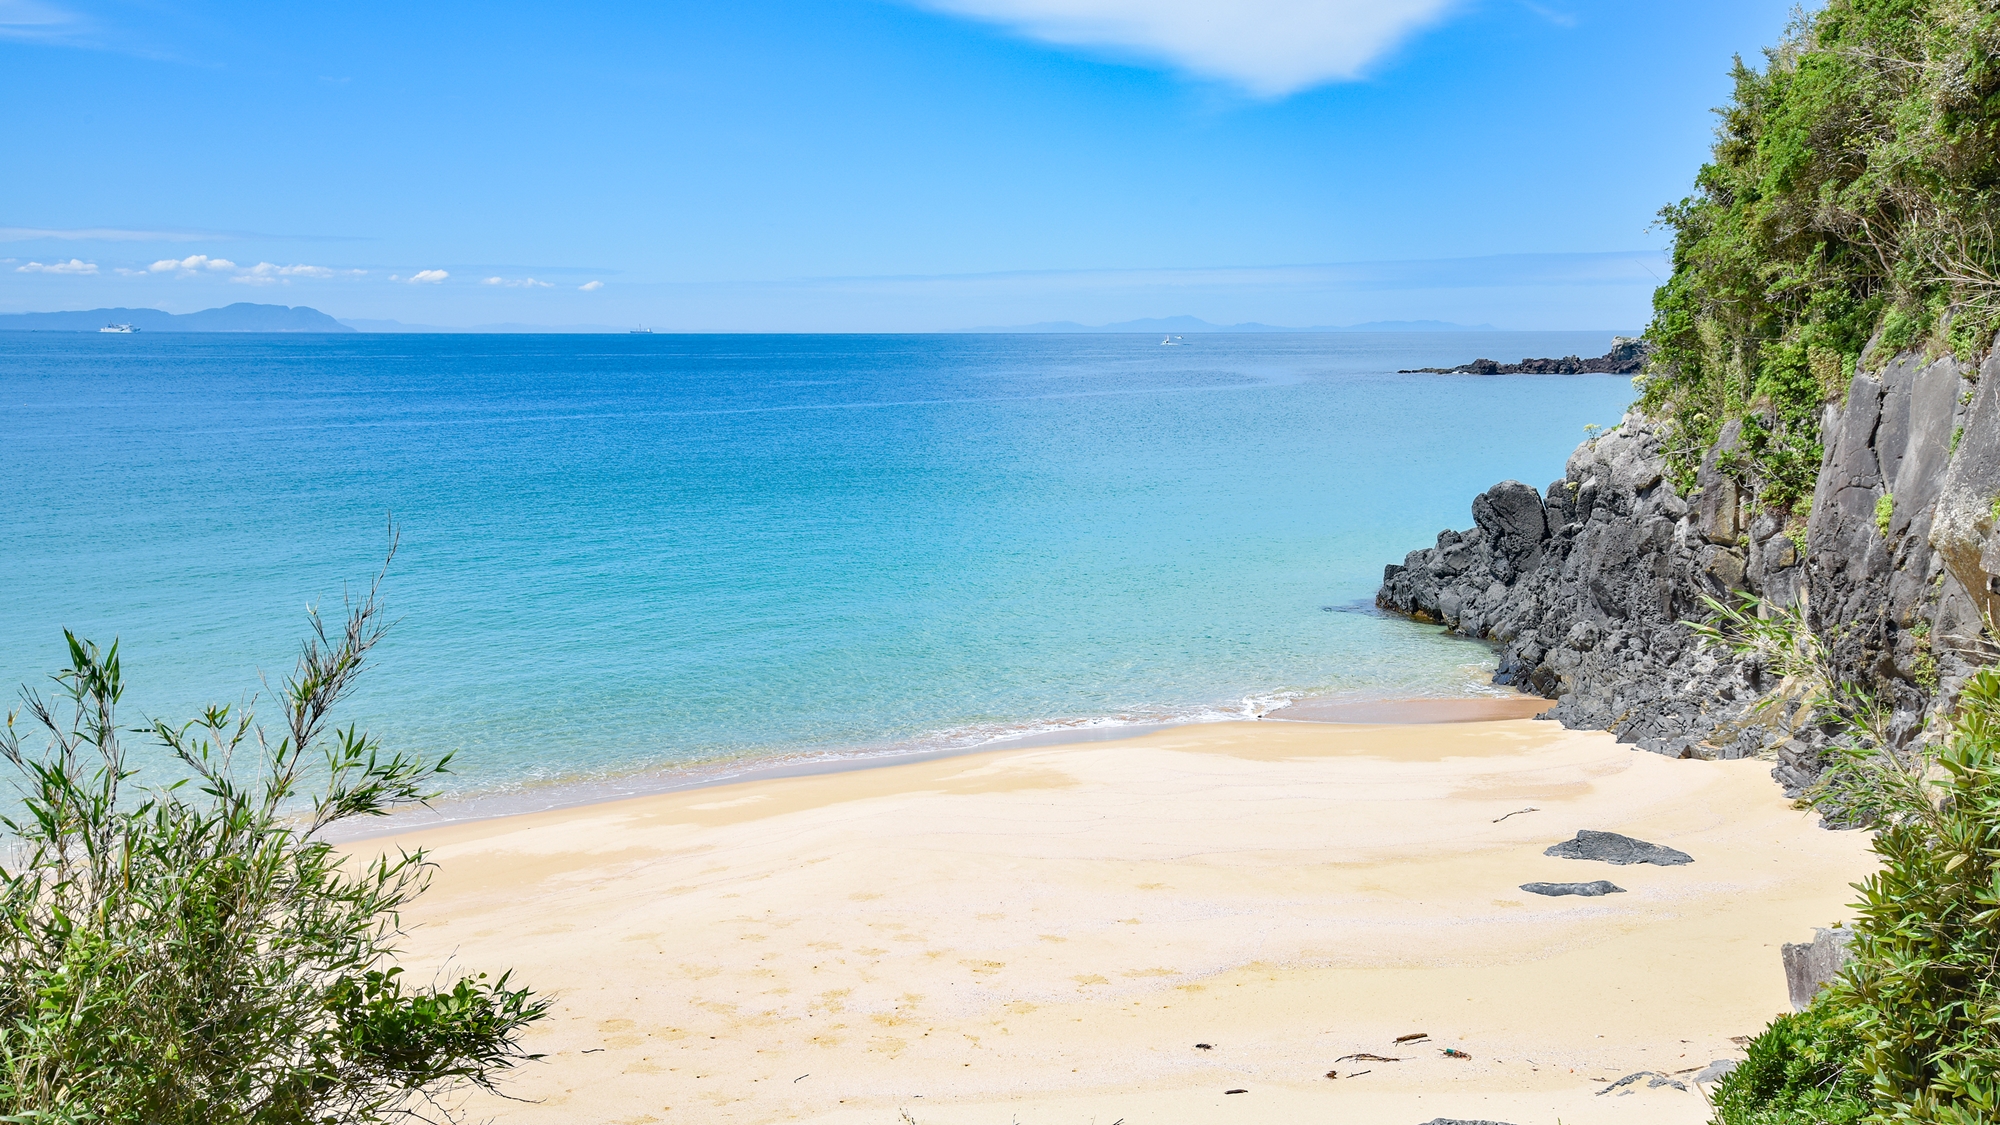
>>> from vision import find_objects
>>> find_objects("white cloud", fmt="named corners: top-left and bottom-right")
top-left (910, 0), bottom-right (1457, 96)
top-left (15, 258), bottom-right (97, 274)
top-left (149, 254), bottom-right (236, 274)
top-left (408, 269), bottom-right (449, 284)
top-left (230, 262), bottom-right (359, 285)
top-left (483, 276), bottom-right (554, 288)
top-left (579, 280), bottom-right (604, 291)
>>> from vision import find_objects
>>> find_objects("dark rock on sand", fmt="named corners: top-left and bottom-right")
top-left (1781, 927), bottom-right (1855, 1011)
top-left (1521, 879), bottom-right (1625, 897)
top-left (1418, 1120), bottom-right (1522, 1125)
top-left (1545, 830), bottom-right (1692, 866)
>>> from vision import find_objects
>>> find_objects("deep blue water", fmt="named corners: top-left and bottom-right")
top-left (0, 332), bottom-right (1634, 796)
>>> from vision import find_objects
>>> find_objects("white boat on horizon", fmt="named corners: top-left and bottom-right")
top-left (100, 323), bottom-right (139, 333)
top-left (630, 325), bottom-right (653, 334)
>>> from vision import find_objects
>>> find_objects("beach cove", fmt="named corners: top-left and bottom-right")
top-left (365, 711), bottom-right (1876, 1124)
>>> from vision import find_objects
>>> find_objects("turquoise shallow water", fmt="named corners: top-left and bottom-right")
top-left (0, 332), bottom-right (1633, 796)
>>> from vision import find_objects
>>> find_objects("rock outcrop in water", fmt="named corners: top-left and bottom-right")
top-left (1377, 340), bottom-right (2000, 797)
top-left (1398, 337), bottom-right (1650, 375)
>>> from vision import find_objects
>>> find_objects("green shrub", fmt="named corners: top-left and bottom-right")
top-left (1829, 665), bottom-right (2000, 1123)
top-left (1712, 997), bottom-right (1870, 1125)
top-left (0, 550), bottom-right (547, 1123)
top-left (1695, 604), bottom-right (2000, 1123)
top-left (1876, 493), bottom-right (1896, 539)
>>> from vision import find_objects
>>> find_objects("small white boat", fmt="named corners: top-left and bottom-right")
top-left (1160, 334), bottom-right (1183, 345)
top-left (630, 325), bottom-right (653, 334)
top-left (100, 323), bottom-right (139, 333)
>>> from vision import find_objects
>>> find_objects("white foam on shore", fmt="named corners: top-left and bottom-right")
top-left (330, 667), bottom-right (1525, 841)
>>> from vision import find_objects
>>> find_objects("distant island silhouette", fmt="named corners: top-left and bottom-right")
top-left (0, 303), bottom-right (353, 333)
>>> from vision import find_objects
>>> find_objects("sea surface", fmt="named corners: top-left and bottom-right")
top-left (0, 332), bottom-right (1635, 802)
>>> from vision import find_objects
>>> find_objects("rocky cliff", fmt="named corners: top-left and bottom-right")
top-left (1378, 343), bottom-right (2000, 797)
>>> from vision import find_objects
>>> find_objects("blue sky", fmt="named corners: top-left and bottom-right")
top-left (1, 0), bottom-right (1797, 330)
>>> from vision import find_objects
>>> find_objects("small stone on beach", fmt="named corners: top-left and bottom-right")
top-left (1545, 829), bottom-right (1693, 866)
top-left (1521, 880), bottom-right (1626, 897)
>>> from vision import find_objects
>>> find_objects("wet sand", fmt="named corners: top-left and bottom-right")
top-left (363, 716), bottom-right (1876, 1124)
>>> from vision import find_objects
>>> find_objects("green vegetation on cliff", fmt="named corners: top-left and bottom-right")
top-left (1644, 0), bottom-right (2000, 508)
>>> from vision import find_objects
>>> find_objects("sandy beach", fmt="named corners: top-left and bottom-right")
top-left (365, 715), bottom-right (1877, 1125)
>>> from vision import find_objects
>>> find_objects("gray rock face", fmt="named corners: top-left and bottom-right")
top-left (1521, 880), bottom-right (1625, 897)
top-left (1377, 341), bottom-right (1998, 795)
top-left (1782, 927), bottom-right (1855, 1011)
top-left (1544, 830), bottom-right (1692, 866)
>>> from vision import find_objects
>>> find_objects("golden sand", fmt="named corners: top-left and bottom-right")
top-left (361, 717), bottom-right (1877, 1124)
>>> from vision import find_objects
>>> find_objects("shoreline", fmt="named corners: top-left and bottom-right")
top-left (338, 691), bottom-right (1555, 842)
top-left (363, 713), bottom-right (1874, 1124)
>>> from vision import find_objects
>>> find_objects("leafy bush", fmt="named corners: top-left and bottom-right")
top-left (0, 555), bottom-right (547, 1123)
top-left (1712, 997), bottom-right (1870, 1125)
top-left (1830, 664), bottom-right (2000, 1123)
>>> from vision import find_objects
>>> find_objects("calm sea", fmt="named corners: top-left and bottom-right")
top-left (0, 332), bottom-right (1633, 800)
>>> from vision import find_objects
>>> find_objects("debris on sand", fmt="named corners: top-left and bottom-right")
top-left (1597, 1070), bottom-right (1690, 1095)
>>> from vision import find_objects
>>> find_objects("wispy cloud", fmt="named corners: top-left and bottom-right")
top-left (909, 0), bottom-right (1458, 96)
top-left (15, 257), bottom-right (97, 274)
top-left (483, 276), bottom-right (554, 288)
top-left (0, 225), bottom-right (225, 242)
top-left (1517, 1), bottom-right (1576, 27)
top-left (0, 0), bottom-right (81, 43)
top-left (406, 269), bottom-right (449, 284)
top-left (579, 280), bottom-right (604, 291)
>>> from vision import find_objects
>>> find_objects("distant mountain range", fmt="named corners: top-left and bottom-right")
top-left (338, 318), bottom-right (635, 334)
top-left (959, 315), bottom-right (1502, 333)
top-left (0, 303), bottom-right (355, 333)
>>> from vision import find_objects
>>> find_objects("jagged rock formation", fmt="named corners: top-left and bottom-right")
top-left (1377, 343), bottom-right (2000, 796)
top-left (1399, 337), bottom-right (1649, 375)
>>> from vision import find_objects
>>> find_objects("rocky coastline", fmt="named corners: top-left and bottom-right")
top-left (1376, 341), bottom-right (2000, 801)
top-left (1398, 337), bottom-right (1649, 376)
